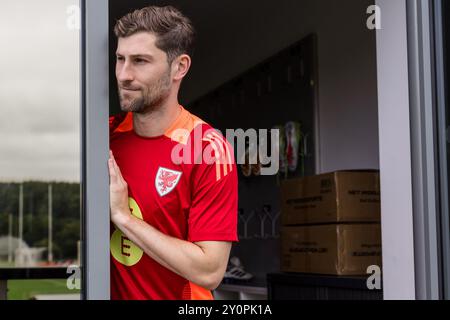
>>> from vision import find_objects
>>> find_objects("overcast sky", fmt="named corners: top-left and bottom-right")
top-left (0, 0), bottom-right (80, 182)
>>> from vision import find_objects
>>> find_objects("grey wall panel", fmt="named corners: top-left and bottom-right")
top-left (81, 0), bottom-right (110, 300)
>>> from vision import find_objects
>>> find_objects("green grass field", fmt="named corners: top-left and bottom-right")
top-left (0, 261), bottom-right (15, 268)
top-left (1, 261), bottom-right (80, 300)
top-left (7, 279), bottom-right (81, 300)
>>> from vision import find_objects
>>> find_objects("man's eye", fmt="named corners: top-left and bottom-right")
top-left (116, 56), bottom-right (124, 61)
top-left (134, 58), bottom-right (146, 64)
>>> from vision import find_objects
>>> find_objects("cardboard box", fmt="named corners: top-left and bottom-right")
top-left (281, 170), bottom-right (380, 225)
top-left (281, 224), bottom-right (382, 275)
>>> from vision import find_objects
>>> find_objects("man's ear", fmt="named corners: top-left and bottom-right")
top-left (172, 54), bottom-right (191, 81)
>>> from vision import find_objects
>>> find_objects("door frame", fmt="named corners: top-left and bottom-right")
top-left (80, 0), bottom-right (447, 300)
top-left (376, 0), bottom-right (445, 300)
top-left (81, 0), bottom-right (110, 300)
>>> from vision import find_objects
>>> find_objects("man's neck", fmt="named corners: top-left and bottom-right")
top-left (132, 101), bottom-right (182, 138)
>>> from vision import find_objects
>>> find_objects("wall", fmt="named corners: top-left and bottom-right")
top-left (179, 0), bottom-right (380, 173)
top-left (110, 0), bottom-right (379, 172)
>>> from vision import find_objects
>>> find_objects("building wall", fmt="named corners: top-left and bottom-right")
top-left (180, 0), bottom-right (379, 173)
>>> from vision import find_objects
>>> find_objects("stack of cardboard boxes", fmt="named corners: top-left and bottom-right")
top-left (280, 170), bottom-right (382, 275)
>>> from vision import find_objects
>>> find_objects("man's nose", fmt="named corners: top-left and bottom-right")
top-left (117, 62), bottom-right (134, 83)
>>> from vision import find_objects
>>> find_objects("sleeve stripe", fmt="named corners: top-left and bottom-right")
top-left (209, 133), bottom-right (228, 176)
top-left (210, 131), bottom-right (234, 173)
top-left (203, 136), bottom-right (222, 181)
top-left (203, 133), bottom-right (234, 181)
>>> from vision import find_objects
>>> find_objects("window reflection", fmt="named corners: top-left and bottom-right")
top-left (0, 0), bottom-right (80, 299)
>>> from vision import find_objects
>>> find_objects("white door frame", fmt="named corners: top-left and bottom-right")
top-left (376, 0), bottom-right (416, 299)
top-left (376, 0), bottom-right (442, 300)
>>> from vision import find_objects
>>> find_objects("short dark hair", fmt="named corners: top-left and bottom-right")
top-left (114, 5), bottom-right (195, 64)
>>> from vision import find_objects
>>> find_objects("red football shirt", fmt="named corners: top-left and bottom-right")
top-left (109, 105), bottom-right (238, 300)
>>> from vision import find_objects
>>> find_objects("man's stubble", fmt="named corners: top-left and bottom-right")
top-left (118, 67), bottom-right (172, 114)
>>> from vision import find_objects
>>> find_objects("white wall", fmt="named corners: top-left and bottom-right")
top-left (181, 0), bottom-right (379, 173)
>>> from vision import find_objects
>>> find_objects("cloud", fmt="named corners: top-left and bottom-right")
top-left (0, 0), bottom-right (80, 182)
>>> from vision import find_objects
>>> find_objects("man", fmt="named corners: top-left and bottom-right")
top-left (108, 6), bottom-right (238, 300)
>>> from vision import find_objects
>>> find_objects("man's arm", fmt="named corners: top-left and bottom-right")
top-left (108, 151), bottom-right (231, 290)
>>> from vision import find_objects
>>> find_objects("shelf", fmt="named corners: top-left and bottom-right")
top-left (216, 283), bottom-right (267, 296)
top-left (267, 272), bottom-right (383, 300)
top-left (267, 272), bottom-right (375, 290)
top-left (214, 277), bottom-right (268, 300)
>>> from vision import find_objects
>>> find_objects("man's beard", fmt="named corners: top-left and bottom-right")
top-left (118, 68), bottom-right (171, 114)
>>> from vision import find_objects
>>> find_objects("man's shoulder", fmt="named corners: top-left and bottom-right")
top-left (178, 111), bottom-right (230, 152)
top-left (109, 112), bottom-right (133, 134)
top-left (167, 107), bottom-right (225, 145)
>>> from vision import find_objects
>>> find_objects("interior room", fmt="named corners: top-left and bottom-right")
top-left (109, 0), bottom-right (381, 300)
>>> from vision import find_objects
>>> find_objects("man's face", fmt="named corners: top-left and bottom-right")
top-left (116, 32), bottom-right (173, 113)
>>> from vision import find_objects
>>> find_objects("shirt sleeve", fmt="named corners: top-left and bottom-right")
top-left (187, 132), bottom-right (239, 243)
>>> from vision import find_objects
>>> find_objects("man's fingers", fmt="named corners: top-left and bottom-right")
top-left (108, 158), bottom-right (118, 184)
top-left (109, 152), bottom-right (127, 187)
top-left (112, 155), bottom-right (126, 182)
